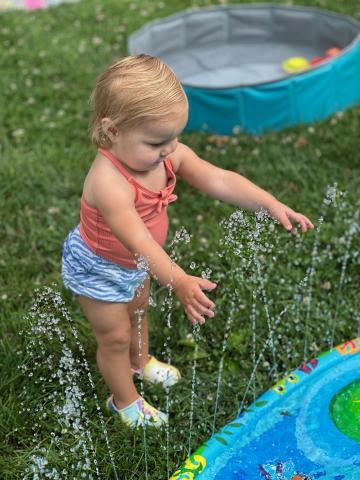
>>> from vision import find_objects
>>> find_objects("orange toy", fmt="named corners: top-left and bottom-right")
top-left (310, 47), bottom-right (342, 66)
top-left (326, 47), bottom-right (341, 56)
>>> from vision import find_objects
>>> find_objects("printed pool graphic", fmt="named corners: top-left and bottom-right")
top-left (170, 339), bottom-right (360, 480)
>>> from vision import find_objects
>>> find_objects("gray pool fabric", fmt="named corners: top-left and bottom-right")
top-left (129, 4), bottom-right (360, 133)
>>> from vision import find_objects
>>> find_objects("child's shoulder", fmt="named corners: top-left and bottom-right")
top-left (170, 142), bottom-right (196, 173)
top-left (82, 152), bottom-right (135, 208)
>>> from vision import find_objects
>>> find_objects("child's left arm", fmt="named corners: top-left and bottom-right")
top-left (175, 143), bottom-right (314, 232)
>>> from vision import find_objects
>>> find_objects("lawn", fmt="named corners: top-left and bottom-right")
top-left (0, 0), bottom-right (359, 479)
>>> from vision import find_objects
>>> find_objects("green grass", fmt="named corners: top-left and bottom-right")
top-left (0, 0), bottom-right (359, 478)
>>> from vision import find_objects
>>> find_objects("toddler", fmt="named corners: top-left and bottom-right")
top-left (62, 55), bottom-right (313, 429)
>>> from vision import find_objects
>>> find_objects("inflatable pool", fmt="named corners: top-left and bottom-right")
top-left (170, 338), bottom-right (360, 480)
top-left (129, 4), bottom-right (360, 134)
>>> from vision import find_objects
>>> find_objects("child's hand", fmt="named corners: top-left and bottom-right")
top-left (173, 275), bottom-right (217, 326)
top-left (267, 201), bottom-right (314, 233)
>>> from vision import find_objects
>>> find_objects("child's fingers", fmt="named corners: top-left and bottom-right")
top-left (196, 288), bottom-right (216, 311)
top-left (192, 298), bottom-right (215, 318)
top-left (303, 215), bottom-right (314, 229)
top-left (277, 211), bottom-right (293, 231)
top-left (187, 305), bottom-right (205, 325)
top-left (292, 214), bottom-right (308, 232)
top-left (299, 216), bottom-right (311, 232)
top-left (270, 203), bottom-right (313, 233)
top-left (198, 278), bottom-right (217, 291)
top-left (290, 213), bottom-right (314, 232)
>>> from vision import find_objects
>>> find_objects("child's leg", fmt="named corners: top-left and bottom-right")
top-left (127, 277), bottom-right (150, 369)
top-left (77, 296), bottom-right (138, 410)
top-left (127, 278), bottom-right (181, 388)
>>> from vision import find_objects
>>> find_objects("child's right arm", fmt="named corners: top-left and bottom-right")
top-left (89, 166), bottom-right (216, 325)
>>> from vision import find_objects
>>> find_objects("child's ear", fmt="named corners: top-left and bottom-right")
top-left (101, 118), bottom-right (118, 141)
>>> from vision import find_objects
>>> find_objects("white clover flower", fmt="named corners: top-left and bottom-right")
top-left (321, 281), bottom-right (331, 290)
top-left (92, 35), bottom-right (102, 45)
top-left (12, 128), bottom-right (25, 138)
top-left (186, 333), bottom-right (194, 342)
top-left (302, 296), bottom-right (311, 305)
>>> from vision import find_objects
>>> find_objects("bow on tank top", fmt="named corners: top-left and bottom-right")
top-left (79, 148), bottom-right (178, 268)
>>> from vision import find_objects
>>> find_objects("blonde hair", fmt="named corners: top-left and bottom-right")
top-left (89, 54), bottom-right (188, 148)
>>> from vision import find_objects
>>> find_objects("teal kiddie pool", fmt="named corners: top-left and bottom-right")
top-left (128, 4), bottom-right (360, 134)
top-left (170, 338), bottom-right (360, 480)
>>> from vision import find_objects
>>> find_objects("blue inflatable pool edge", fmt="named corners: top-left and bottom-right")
top-left (184, 40), bottom-right (360, 135)
top-left (170, 338), bottom-right (360, 480)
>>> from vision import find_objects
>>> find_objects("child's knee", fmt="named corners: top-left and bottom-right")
top-left (97, 326), bottom-right (132, 352)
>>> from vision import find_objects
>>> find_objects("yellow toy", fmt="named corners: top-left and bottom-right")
top-left (282, 57), bottom-right (310, 74)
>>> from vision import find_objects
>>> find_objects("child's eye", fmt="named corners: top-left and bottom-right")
top-left (149, 142), bottom-right (164, 148)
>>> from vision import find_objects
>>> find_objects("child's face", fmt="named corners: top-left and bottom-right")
top-left (110, 106), bottom-right (188, 173)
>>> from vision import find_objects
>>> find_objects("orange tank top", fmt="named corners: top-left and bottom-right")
top-left (79, 148), bottom-right (178, 268)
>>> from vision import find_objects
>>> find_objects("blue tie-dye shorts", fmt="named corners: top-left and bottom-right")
top-left (61, 226), bottom-right (148, 303)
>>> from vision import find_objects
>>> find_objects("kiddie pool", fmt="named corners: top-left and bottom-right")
top-left (169, 339), bottom-right (360, 480)
top-left (128, 4), bottom-right (360, 134)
